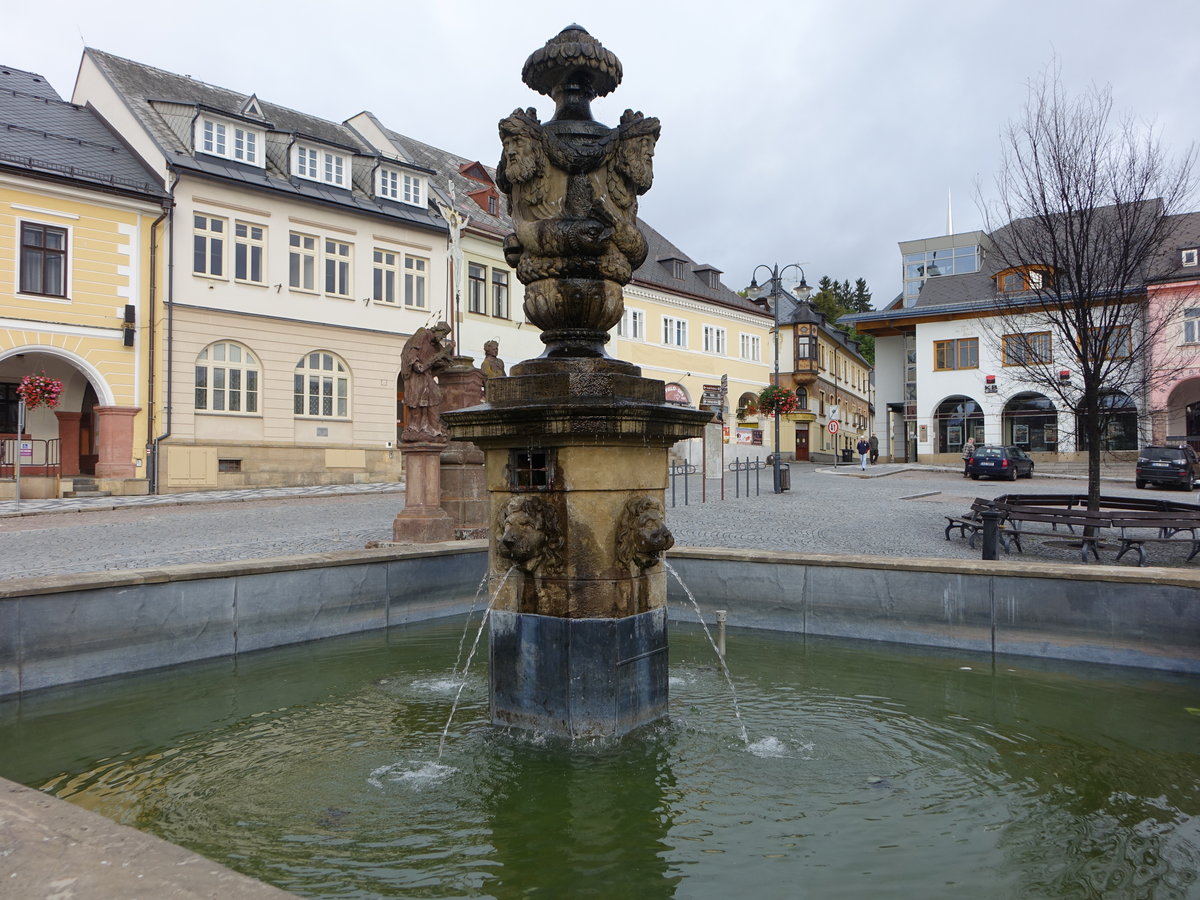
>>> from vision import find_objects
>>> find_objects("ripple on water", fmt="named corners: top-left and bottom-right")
top-left (367, 760), bottom-right (458, 791)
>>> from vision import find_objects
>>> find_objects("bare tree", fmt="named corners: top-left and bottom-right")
top-left (979, 70), bottom-right (1197, 509)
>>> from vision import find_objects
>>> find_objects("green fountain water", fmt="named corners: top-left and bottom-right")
top-left (1, 619), bottom-right (1197, 898)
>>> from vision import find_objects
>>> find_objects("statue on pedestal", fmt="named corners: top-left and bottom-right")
top-left (481, 340), bottom-right (507, 379)
top-left (400, 321), bottom-right (455, 443)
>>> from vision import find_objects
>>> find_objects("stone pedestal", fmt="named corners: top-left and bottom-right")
top-left (94, 406), bottom-right (139, 479)
top-left (443, 358), bottom-right (710, 736)
top-left (392, 443), bottom-right (455, 544)
top-left (437, 360), bottom-right (488, 536)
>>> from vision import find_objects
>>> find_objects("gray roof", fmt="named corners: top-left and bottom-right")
top-left (84, 50), bottom-right (444, 234)
top-left (779, 296), bottom-right (871, 366)
top-left (0, 64), bottom-right (164, 198)
top-left (1152, 211), bottom-right (1200, 283)
top-left (634, 220), bottom-right (767, 315)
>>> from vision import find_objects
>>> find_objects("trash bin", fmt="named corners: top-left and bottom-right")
top-left (840, 448), bottom-right (854, 463)
top-left (778, 464), bottom-right (791, 491)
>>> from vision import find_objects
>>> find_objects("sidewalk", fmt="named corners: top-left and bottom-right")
top-left (0, 480), bottom-right (405, 519)
top-left (816, 460), bottom-right (1134, 483)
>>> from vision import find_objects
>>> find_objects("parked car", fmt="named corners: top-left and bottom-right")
top-left (967, 444), bottom-right (1035, 481)
top-left (1135, 445), bottom-right (1198, 490)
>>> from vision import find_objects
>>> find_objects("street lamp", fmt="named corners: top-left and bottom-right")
top-left (748, 263), bottom-right (811, 494)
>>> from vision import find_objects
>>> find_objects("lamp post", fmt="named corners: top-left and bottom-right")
top-left (748, 263), bottom-right (811, 493)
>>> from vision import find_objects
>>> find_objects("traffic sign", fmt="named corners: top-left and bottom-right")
top-left (827, 420), bottom-right (840, 435)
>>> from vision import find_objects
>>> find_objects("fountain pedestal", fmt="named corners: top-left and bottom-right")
top-left (444, 358), bottom-right (709, 737)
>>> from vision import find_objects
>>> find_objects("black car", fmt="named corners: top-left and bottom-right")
top-left (1135, 445), bottom-right (1198, 490)
top-left (967, 444), bottom-right (1035, 481)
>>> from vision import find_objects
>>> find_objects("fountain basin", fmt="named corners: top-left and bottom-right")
top-left (2, 620), bottom-right (1197, 898)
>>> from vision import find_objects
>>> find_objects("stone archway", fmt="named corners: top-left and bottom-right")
top-left (1164, 378), bottom-right (1200, 449)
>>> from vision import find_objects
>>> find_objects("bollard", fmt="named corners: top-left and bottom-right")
top-left (981, 508), bottom-right (1002, 560)
top-left (715, 609), bottom-right (727, 658)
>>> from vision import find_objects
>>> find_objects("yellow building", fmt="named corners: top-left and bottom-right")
top-left (0, 65), bottom-right (166, 498)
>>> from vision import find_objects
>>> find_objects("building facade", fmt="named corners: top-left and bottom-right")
top-left (0, 64), bottom-right (167, 498)
top-left (74, 50), bottom-right (451, 492)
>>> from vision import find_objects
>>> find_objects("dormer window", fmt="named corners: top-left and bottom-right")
top-left (997, 266), bottom-right (1053, 294)
top-left (673, 260), bottom-right (687, 279)
top-left (294, 144), bottom-right (347, 187)
top-left (377, 167), bottom-right (424, 207)
top-left (196, 117), bottom-right (262, 166)
top-left (1184, 249), bottom-right (1199, 268)
top-left (488, 195), bottom-right (498, 216)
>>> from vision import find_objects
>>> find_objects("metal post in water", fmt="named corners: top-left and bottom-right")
top-left (715, 609), bottom-right (727, 658)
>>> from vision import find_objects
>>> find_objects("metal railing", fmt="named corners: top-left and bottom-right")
top-left (0, 438), bottom-right (61, 479)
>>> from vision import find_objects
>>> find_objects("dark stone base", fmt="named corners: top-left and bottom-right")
top-left (489, 607), bottom-right (668, 738)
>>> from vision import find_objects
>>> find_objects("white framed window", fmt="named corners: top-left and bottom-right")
top-left (377, 169), bottom-right (425, 207)
top-left (740, 333), bottom-right (762, 361)
top-left (404, 255), bottom-right (427, 308)
top-left (1184, 249), bottom-right (1199, 267)
top-left (492, 269), bottom-right (509, 319)
top-left (294, 351), bottom-right (350, 418)
top-left (193, 214), bottom-right (226, 277)
top-left (296, 146), bottom-right (319, 180)
top-left (1184, 308), bottom-right (1200, 344)
top-left (196, 118), bottom-right (262, 166)
top-left (324, 239), bottom-right (352, 297)
top-left (201, 120), bottom-right (226, 156)
top-left (703, 325), bottom-right (727, 355)
top-left (289, 231), bottom-right (317, 292)
top-left (468, 263), bottom-right (486, 314)
top-left (663, 315), bottom-right (688, 348)
top-left (617, 308), bottom-right (645, 340)
top-left (294, 145), bottom-right (347, 187)
top-left (19, 221), bottom-right (68, 297)
top-left (373, 248), bottom-right (400, 304)
top-left (195, 341), bottom-right (260, 414)
top-left (232, 127), bottom-right (258, 164)
top-left (233, 221), bottom-right (265, 284)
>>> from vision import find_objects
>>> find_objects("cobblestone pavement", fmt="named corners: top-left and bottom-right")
top-left (3, 464), bottom-right (1191, 580)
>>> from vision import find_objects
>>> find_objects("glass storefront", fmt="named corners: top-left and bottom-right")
top-left (933, 396), bottom-right (984, 453)
top-left (1003, 392), bottom-right (1058, 452)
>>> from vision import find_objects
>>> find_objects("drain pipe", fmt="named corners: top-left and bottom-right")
top-left (715, 609), bottom-right (727, 659)
top-left (150, 170), bottom-right (179, 494)
top-left (145, 200), bottom-right (169, 492)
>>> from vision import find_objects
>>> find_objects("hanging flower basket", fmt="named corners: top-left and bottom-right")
top-left (757, 385), bottom-right (799, 417)
top-left (16, 373), bottom-right (64, 409)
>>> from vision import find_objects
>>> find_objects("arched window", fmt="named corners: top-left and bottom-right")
top-left (195, 341), bottom-right (260, 414)
top-left (294, 351), bottom-right (350, 418)
top-left (933, 395), bottom-right (984, 453)
top-left (1076, 391), bottom-right (1138, 451)
top-left (794, 387), bottom-right (808, 410)
top-left (1003, 392), bottom-right (1057, 451)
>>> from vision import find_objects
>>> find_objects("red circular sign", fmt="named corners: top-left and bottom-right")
top-left (827, 420), bottom-right (840, 435)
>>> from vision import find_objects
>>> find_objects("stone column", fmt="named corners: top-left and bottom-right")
top-left (54, 411), bottom-right (82, 476)
top-left (93, 406), bottom-right (139, 479)
top-left (392, 442), bottom-right (456, 543)
top-left (438, 359), bottom-right (488, 537)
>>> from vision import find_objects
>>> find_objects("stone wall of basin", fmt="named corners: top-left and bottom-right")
top-left (667, 548), bottom-right (1200, 674)
top-left (3, 543), bottom-right (1198, 698)
top-left (0, 543), bottom-right (489, 697)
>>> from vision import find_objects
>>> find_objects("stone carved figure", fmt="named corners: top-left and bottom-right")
top-left (480, 340), bottom-right (507, 379)
top-left (615, 496), bottom-right (674, 573)
top-left (400, 321), bottom-right (455, 443)
top-left (496, 495), bottom-right (565, 577)
top-left (497, 26), bottom-right (659, 356)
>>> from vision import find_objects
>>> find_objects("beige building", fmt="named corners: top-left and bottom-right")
top-left (74, 50), bottom-right (452, 492)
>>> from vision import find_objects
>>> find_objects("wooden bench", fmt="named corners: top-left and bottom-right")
top-left (945, 498), bottom-right (1018, 551)
top-left (1108, 512), bottom-right (1200, 566)
top-left (995, 506), bottom-right (1113, 562)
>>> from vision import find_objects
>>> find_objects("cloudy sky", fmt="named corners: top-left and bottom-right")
top-left (5, 0), bottom-right (1198, 307)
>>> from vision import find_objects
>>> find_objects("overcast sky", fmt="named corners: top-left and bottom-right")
top-left (6, 0), bottom-right (1199, 308)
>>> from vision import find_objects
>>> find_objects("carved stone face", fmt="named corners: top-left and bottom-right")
top-left (499, 509), bottom-right (544, 565)
top-left (617, 497), bottom-right (673, 572)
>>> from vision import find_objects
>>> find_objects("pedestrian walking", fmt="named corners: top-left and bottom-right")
top-left (856, 437), bottom-right (871, 471)
top-left (869, 434), bottom-right (879, 465)
top-left (962, 436), bottom-right (976, 478)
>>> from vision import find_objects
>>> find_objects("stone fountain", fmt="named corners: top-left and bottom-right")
top-left (443, 25), bottom-right (710, 738)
